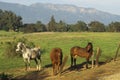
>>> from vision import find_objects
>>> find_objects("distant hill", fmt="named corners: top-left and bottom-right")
top-left (0, 1), bottom-right (120, 24)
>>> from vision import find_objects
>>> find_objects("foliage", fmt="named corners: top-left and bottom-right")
top-left (0, 32), bottom-right (120, 71)
top-left (69, 21), bottom-right (88, 32)
top-left (3, 37), bottom-right (35, 58)
top-left (0, 9), bottom-right (22, 31)
top-left (56, 20), bottom-right (68, 32)
top-left (88, 21), bottom-right (105, 32)
top-left (20, 21), bottom-right (47, 33)
top-left (15, 37), bottom-right (35, 48)
top-left (35, 21), bottom-right (47, 32)
top-left (3, 41), bottom-right (17, 58)
top-left (47, 15), bottom-right (57, 31)
top-left (0, 9), bottom-right (120, 32)
top-left (20, 23), bottom-right (36, 33)
top-left (107, 22), bottom-right (120, 32)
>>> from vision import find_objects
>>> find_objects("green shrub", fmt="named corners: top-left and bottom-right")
top-left (3, 37), bottom-right (35, 58)
top-left (15, 37), bottom-right (35, 48)
top-left (3, 41), bottom-right (17, 58)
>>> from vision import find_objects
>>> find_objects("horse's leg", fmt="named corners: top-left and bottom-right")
top-left (34, 58), bottom-right (39, 70)
top-left (71, 55), bottom-right (73, 67)
top-left (56, 63), bottom-right (60, 74)
top-left (38, 56), bottom-right (42, 70)
top-left (52, 63), bottom-right (56, 75)
top-left (73, 58), bottom-right (76, 67)
top-left (86, 58), bottom-right (89, 69)
top-left (24, 59), bottom-right (28, 71)
top-left (27, 58), bottom-right (31, 70)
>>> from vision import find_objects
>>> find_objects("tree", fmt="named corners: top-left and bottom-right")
top-left (35, 21), bottom-right (47, 32)
top-left (75, 21), bottom-right (88, 31)
top-left (48, 15), bottom-right (57, 31)
top-left (56, 20), bottom-right (67, 32)
top-left (69, 21), bottom-right (88, 32)
top-left (88, 21), bottom-right (105, 32)
top-left (108, 22), bottom-right (120, 32)
top-left (0, 10), bottom-right (22, 31)
top-left (22, 24), bottom-right (36, 33)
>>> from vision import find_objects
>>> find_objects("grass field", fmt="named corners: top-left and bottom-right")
top-left (0, 31), bottom-right (120, 75)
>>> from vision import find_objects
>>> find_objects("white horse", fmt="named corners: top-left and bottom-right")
top-left (16, 42), bottom-right (41, 71)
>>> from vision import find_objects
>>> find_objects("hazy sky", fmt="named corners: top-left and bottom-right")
top-left (0, 0), bottom-right (120, 15)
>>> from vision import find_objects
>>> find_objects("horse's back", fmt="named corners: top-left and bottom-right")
top-left (30, 47), bottom-right (41, 59)
top-left (50, 48), bottom-right (63, 64)
top-left (70, 46), bottom-right (89, 58)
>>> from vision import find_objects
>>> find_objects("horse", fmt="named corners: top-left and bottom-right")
top-left (16, 42), bottom-right (41, 71)
top-left (50, 48), bottom-right (63, 75)
top-left (70, 42), bottom-right (93, 69)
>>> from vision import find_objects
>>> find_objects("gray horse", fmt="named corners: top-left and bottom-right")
top-left (16, 42), bottom-right (41, 71)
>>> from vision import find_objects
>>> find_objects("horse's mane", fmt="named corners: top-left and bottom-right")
top-left (85, 42), bottom-right (93, 53)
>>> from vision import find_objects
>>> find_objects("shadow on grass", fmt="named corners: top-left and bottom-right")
top-left (44, 64), bottom-right (52, 68)
top-left (0, 72), bottom-right (13, 80)
top-left (14, 69), bottom-right (50, 80)
top-left (61, 61), bottom-right (106, 74)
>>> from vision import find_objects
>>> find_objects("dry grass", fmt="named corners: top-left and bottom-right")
top-left (8, 58), bottom-right (120, 80)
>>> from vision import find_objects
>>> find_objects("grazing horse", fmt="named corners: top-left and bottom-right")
top-left (70, 42), bottom-right (93, 69)
top-left (16, 42), bottom-right (41, 71)
top-left (50, 48), bottom-right (63, 75)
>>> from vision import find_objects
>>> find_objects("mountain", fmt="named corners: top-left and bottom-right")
top-left (0, 1), bottom-right (120, 24)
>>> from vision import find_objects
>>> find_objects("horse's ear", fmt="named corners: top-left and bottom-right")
top-left (21, 42), bottom-right (25, 47)
top-left (36, 46), bottom-right (41, 49)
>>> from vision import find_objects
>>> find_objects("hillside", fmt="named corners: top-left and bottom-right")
top-left (0, 1), bottom-right (120, 24)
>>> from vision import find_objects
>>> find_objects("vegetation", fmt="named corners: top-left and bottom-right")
top-left (0, 9), bottom-right (22, 31)
top-left (3, 37), bottom-right (35, 58)
top-left (0, 7), bottom-right (119, 80)
top-left (0, 9), bottom-right (120, 33)
top-left (88, 21), bottom-right (105, 32)
top-left (0, 31), bottom-right (120, 72)
top-left (107, 22), bottom-right (120, 32)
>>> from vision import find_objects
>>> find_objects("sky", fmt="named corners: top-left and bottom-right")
top-left (0, 0), bottom-right (120, 15)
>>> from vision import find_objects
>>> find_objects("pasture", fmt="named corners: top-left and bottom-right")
top-left (0, 31), bottom-right (120, 79)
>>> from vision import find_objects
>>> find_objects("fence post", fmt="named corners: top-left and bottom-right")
top-left (114, 44), bottom-right (120, 61)
top-left (91, 52), bottom-right (94, 68)
top-left (59, 56), bottom-right (68, 76)
top-left (95, 47), bottom-right (101, 67)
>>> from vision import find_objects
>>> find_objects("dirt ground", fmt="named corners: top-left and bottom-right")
top-left (10, 58), bottom-right (120, 80)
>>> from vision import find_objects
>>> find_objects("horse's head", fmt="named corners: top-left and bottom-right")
top-left (16, 42), bottom-right (25, 52)
top-left (86, 42), bottom-right (93, 53)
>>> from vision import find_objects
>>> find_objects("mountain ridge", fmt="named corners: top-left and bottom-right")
top-left (0, 1), bottom-right (120, 24)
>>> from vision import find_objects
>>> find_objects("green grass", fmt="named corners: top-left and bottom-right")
top-left (0, 31), bottom-right (120, 72)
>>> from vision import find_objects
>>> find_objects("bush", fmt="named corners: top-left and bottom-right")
top-left (3, 42), bottom-right (17, 58)
top-left (3, 37), bottom-right (35, 58)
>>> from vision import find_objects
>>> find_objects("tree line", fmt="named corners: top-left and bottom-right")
top-left (0, 9), bottom-right (120, 32)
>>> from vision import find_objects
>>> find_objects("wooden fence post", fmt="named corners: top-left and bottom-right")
top-left (59, 56), bottom-right (68, 76)
top-left (114, 44), bottom-right (120, 61)
top-left (95, 47), bottom-right (101, 67)
top-left (91, 52), bottom-right (94, 68)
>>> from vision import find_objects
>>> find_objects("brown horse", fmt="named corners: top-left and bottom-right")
top-left (70, 42), bottom-right (93, 69)
top-left (50, 48), bottom-right (63, 75)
